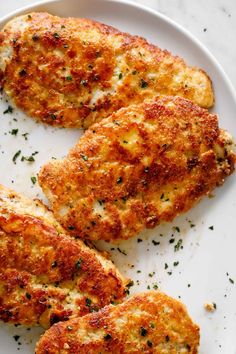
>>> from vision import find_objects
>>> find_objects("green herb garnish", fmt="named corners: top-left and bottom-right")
top-left (31, 176), bottom-right (37, 185)
top-left (13, 150), bottom-right (21, 164)
top-left (140, 79), bottom-right (148, 88)
top-left (3, 105), bottom-right (13, 114)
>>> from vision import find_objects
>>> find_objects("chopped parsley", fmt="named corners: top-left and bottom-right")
top-left (174, 239), bottom-right (183, 252)
top-left (51, 114), bottom-right (57, 120)
top-left (229, 278), bottom-right (234, 284)
top-left (21, 155), bottom-right (35, 162)
top-left (22, 133), bottom-right (29, 140)
top-left (32, 34), bottom-right (40, 41)
top-left (75, 259), bottom-right (82, 270)
top-left (12, 150), bottom-right (21, 164)
top-left (80, 79), bottom-right (88, 86)
top-left (80, 154), bottom-right (88, 161)
top-left (147, 340), bottom-right (153, 347)
top-left (31, 176), bottom-right (37, 185)
top-left (51, 261), bottom-right (57, 268)
top-left (66, 75), bottom-right (73, 81)
top-left (25, 292), bottom-right (31, 300)
top-left (53, 32), bottom-right (60, 39)
top-left (173, 261), bottom-right (179, 267)
top-left (117, 247), bottom-right (127, 256)
top-left (3, 105), bottom-right (13, 114)
top-left (148, 272), bottom-right (155, 277)
top-left (104, 333), bottom-right (112, 340)
top-left (19, 69), bottom-right (27, 77)
top-left (9, 129), bottom-right (18, 136)
top-left (127, 280), bottom-right (134, 288)
top-left (116, 177), bottom-right (123, 184)
top-left (140, 327), bottom-right (148, 336)
top-left (118, 73), bottom-right (123, 80)
top-left (152, 240), bottom-right (160, 246)
top-left (85, 298), bottom-right (92, 306)
top-left (68, 226), bottom-right (75, 230)
top-left (140, 79), bottom-right (148, 88)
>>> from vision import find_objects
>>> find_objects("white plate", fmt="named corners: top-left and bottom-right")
top-left (0, 0), bottom-right (236, 353)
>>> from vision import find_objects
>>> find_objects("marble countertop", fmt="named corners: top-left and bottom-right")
top-left (1, 0), bottom-right (235, 89)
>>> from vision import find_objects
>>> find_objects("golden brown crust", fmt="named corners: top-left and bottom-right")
top-left (0, 12), bottom-right (214, 128)
top-left (36, 291), bottom-right (200, 354)
top-left (39, 96), bottom-right (236, 241)
top-left (0, 185), bottom-right (128, 328)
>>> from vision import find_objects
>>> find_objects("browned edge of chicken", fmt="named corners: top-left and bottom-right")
top-left (0, 184), bottom-right (129, 328)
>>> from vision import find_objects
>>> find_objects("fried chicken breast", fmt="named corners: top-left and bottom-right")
top-left (39, 96), bottom-right (235, 242)
top-left (0, 12), bottom-right (214, 128)
top-left (0, 184), bottom-right (128, 328)
top-left (36, 291), bottom-right (200, 354)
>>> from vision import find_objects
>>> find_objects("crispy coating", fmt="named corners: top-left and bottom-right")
top-left (39, 96), bottom-right (236, 242)
top-left (0, 185), bottom-right (128, 328)
top-left (36, 291), bottom-right (200, 354)
top-left (0, 12), bottom-right (214, 128)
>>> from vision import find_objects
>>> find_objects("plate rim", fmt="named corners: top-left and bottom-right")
top-left (0, 0), bottom-right (236, 107)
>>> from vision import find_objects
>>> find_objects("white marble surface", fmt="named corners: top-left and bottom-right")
top-left (0, 0), bottom-right (236, 89)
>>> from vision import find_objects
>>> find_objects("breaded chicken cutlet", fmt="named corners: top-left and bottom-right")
top-left (0, 184), bottom-right (128, 328)
top-left (39, 96), bottom-right (236, 242)
top-left (36, 291), bottom-right (200, 354)
top-left (0, 12), bottom-right (214, 128)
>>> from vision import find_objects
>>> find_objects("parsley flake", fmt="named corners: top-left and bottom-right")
top-left (174, 239), bottom-right (183, 252)
top-left (75, 259), bottom-right (82, 270)
top-left (140, 79), bottom-right (148, 88)
top-left (9, 129), bottom-right (18, 136)
top-left (53, 32), bottom-right (60, 39)
top-left (31, 176), bottom-right (37, 185)
top-left (104, 333), bottom-right (112, 341)
top-left (80, 154), bottom-right (88, 161)
top-left (3, 105), bottom-right (13, 114)
top-left (13, 150), bottom-right (21, 164)
top-left (140, 327), bottom-right (148, 336)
